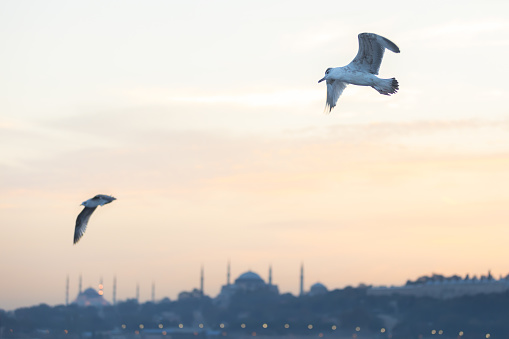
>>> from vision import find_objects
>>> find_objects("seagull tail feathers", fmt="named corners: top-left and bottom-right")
top-left (372, 78), bottom-right (399, 96)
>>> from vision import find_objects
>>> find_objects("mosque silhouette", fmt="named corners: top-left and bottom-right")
top-left (71, 263), bottom-right (328, 307)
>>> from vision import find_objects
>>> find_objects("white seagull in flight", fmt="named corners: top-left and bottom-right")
top-left (318, 33), bottom-right (400, 112)
top-left (74, 194), bottom-right (116, 244)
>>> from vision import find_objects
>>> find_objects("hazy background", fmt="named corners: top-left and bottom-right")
top-left (1, 0), bottom-right (509, 310)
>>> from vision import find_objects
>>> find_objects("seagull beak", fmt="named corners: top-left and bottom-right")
top-left (318, 77), bottom-right (326, 83)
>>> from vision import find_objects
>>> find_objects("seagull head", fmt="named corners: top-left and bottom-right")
top-left (318, 68), bottom-right (333, 83)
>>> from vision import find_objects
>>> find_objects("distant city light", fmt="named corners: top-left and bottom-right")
top-left (308, 324), bottom-right (313, 329)
top-left (219, 323), bottom-right (225, 329)
top-left (459, 331), bottom-right (464, 337)
top-left (179, 324), bottom-right (184, 329)
top-left (319, 333), bottom-right (324, 338)
top-left (438, 330), bottom-right (443, 335)
top-left (99, 284), bottom-right (103, 289)
top-left (162, 331), bottom-right (167, 336)
top-left (139, 324), bottom-right (144, 329)
top-left (252, 331), bottom-right (256, 336)
top-left (285, 324), bottom-right (290, 329)
top-left (486, 334), bottom-right (491, 339)
top-left (356, 326), bottom-right (361, 332)
top-left (98, 290), bottom-right (104, 296)
top-left (241, 324), bottom-right (246, 328)
top-left (381, 328), bottom-right (386, 333)
top-left (158, 324), bottom-right (163, 329)
top-left (135, 330), bottom-right (139, 335)
top-left (64, 329), bottom-right (68, 334)
top-left (199, 324), bottom-right (204, 328)
top-left (121, 324), bottom-right (126, 329)
top-left (431, 330), bottom-right (437, 335)
top-left (262, 323), bottom-right (268, 328)
top-left (332, 325), bottom-right (337, 330)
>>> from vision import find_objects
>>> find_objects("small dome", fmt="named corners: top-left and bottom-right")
top-left (309, 282), bottom-right (328, 296)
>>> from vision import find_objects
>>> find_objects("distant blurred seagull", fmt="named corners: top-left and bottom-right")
top-left (74, 194), bottom-right (116, 244)
top-left (318, 33), bottom-right (400, 112)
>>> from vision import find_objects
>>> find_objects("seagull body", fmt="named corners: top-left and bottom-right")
top-left (74, 194), bottom-right (116, 244)
top-left (318, 33), bottom-right (400, 112)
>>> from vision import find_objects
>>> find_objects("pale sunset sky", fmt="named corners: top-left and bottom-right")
top-left (1, 1), bottom-right (509, 310)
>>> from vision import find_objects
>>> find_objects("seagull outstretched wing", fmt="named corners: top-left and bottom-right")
top-left (347, 33), bottom-right (400, 75)
top-left (74, 207), bottom-right (97, 244)
top-left (325, 80), bottom-right (347, 113)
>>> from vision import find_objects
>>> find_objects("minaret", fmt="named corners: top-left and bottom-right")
top-left (200, 265), bottom-right (204, 296)
top-left (65, 275), bottom-right (69, 306)
top-left (268, 265), bottom-right (273, 285)
top-left (227, 260), bottom-right (231, 286)
top-left (112, 276), bottom-right (117, 305)
top-left (299, 263), bottom-right (304, 296)
top-left (79, 274), bottom-right (82, 294)
top-left (151, 281), bottom-right (155, 303)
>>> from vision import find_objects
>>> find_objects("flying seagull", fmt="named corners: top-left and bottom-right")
top-left (318, 33), bottom-right (400, 112)
top-left (74, 194), bottom-right (116, 244)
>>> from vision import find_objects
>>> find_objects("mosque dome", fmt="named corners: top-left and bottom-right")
top-left (235, 271), bottom-right (264, 283)
top-left (215, 268), bottom-right (279, 307)
top-left (82, 288), bottom-right (100, 297)
top-left (74, 287), bottom-right (110, 307)
top-left (309, 282), bottom-right (328, 296)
